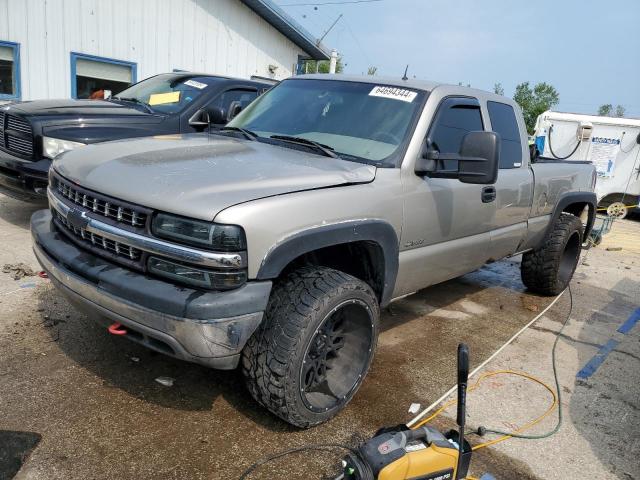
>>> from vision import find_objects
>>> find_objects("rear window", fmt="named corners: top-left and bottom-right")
top-left (487, 101), bottom-right (522, 169)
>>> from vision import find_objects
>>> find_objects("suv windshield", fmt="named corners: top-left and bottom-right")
top-left (113, 74), bottom-right (221, 114)
top-left (227, 79), bottom-right (425, 164)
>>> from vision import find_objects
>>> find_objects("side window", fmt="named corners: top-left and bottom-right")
top-left (209, 89), bottom-right (258, 123)
top-left (487, 101), bottom-right (522, 169)
top-left (0, 40), bottom-right (20, 101)
top-left (70, 52), bottom-right (136, 99)
top-left (428, 97), bottom-right (484, 170)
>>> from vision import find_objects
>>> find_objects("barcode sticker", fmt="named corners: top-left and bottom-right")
top-left (369, 86), bottom-right (417, 103)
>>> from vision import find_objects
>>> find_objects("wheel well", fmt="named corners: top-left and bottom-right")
top-left (561, 201), bottom-right (595, 238)
top-left (280, 241), bottom-right (385, 302)
top-left (599, 193), bottom-right (639, 206)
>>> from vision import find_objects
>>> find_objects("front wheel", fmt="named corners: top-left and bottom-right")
top-left (521, 213), bottom-right (583, 296)
top-left (241, 266), bottom-right (379, 428)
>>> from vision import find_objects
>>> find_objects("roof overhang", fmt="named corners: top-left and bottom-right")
top-left (240, 0), bottom-right (330, 60)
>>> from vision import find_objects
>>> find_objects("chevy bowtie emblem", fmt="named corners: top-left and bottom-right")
top-left (66, 209), bottom-right (89, 230)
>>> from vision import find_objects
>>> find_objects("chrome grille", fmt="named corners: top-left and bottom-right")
top-left (53, 209), bottom-right (142, 262)
top-left (1, 114), bottom-right (34, 157)
top-left (55, 176), bottom-right (148, 228)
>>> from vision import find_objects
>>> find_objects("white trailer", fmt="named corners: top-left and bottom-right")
top-left (534, 111), bottom-right (640, 218)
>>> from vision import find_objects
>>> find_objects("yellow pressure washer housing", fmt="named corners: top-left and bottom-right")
top-left (342, 345), bottom-right (472, 480)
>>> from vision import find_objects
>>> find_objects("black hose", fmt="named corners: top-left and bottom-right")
top-left (547, 125), bottom-right (582, 160)
top-left (238, 443), bottom-right (360, 479)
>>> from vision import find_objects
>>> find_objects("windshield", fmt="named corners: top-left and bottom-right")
top-left (227, 79), bottom-right (425, 164)
top-left (114, 74), bottom-right (221, 114)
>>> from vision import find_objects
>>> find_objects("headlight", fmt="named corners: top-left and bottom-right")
top-left (42, 136), bottom-right (86, 159)
top-left (148, 257), bottom-right (247, 290)
top-left (152, 213), bottom-right (246, 251)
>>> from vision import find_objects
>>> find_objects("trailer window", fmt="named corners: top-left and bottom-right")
top-left (487, 101), bottom-right (522, 168)
top-left (0, 41), bottom-right (20, 100)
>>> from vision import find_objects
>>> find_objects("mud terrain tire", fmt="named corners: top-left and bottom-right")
top-left (241, 266), bottom-right (379, 428)
top-left (521, 213), bottom-right (583, 296)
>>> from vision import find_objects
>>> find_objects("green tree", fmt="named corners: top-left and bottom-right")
top-left (514, 82), bottom-right (560, 134)
top-left (493, 82), bottom-right (504, 96)
top-left (303, 56), bottom-right (344, 74)
top-left (598, 104), bottom-right (626, 117)
top-left (598, 104), bottom-right (613, 116)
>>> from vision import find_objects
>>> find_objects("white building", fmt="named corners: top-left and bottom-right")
top-left (0, 0), bottom-right (329, 102)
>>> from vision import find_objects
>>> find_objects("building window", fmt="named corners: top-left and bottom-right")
top-left (70, 52), bottom-right (136, 99)
top-left (0, 40), bottom-right (20, 100)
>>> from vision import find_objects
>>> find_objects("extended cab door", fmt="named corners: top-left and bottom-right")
top-left (484, 101), bottom-right (533, 260)
top-left (396, 96), bottom-right (494, 296)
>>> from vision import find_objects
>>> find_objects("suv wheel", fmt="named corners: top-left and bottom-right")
top-left (521, 213), bottom-right (583, 296)
top-left (241, 266), bottom-right (379, 428)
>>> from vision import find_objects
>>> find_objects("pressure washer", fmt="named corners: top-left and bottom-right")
top-left (339, 343), bottom-right (472, 480)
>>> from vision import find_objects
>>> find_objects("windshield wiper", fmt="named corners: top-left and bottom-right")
top-left (113, 97), bottom-right (155, 114)
top-left (270, 135), bottom-right (338, 158)
top-left (219, 126), bottom-right (258, 141)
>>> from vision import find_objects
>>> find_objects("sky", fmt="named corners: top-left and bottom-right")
top-left (273, 0), bottom-right (640, 117)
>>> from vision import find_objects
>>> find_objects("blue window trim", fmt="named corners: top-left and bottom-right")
top-left (69, 51), bottom-right (137, 99)
top-left (0, 40), bottom-right (21, 101)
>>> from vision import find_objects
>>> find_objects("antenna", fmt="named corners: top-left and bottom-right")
top-left (402, 65), bottom-right (409, 81)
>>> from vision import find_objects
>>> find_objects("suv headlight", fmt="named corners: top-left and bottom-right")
top-left (151, 213), bottom-right (246, 251)
top-left (43, 136), bottom-right (86, 159)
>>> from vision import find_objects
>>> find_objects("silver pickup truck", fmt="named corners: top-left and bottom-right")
top-left (31, 75), bottom-right (596, 427)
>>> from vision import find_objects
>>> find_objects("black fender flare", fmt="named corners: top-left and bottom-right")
top-left (545, 191), bottom-right (597, 243)
top-left (256, 220), bottom-right (399, 306)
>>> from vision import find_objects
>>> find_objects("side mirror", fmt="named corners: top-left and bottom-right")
top-left (207, 106), bottom-right (227, 125)
top-left (228, 101), bottom-right (243, 121)
top-left (188, 109), bottom-right (210, 131)
top-left (415, 131), bottom-right (500, 185)
top-left (458, 131), bottom-right (500, 184)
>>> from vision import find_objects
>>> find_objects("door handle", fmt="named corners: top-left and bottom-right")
top-left (481, 186), bottom-right (496, 203)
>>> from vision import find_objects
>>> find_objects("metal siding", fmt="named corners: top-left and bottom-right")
top-left (0, 0), bottom-right (307, 101)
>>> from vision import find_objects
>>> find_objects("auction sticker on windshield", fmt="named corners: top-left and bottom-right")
top-left (369, 86), bottom-right (417, 103)
top-left (184, 79), bottom-right (208, 90)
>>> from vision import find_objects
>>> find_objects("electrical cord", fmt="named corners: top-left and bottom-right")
top-left (547, 125), bottom-right (581, 160)
top-left (238, 443), bottom-right (359, 479)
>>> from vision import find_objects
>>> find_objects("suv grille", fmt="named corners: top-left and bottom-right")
top-left (53, 209), bottom-right (143, 263)
top-left (0, 113), bottom-right (34, 158)
top-left (53, 173), bottom-right (149, 229)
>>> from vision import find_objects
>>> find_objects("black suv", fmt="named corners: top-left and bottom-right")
top-left (0, 72), bottom-right (272, 201)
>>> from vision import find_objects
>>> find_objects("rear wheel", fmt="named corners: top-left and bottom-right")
top-left (521, 213), bottom-right (583, 296)
top-left (606, 201), bottom-right (628, 219)
top-left (241, 266), bottom-right (379, 428)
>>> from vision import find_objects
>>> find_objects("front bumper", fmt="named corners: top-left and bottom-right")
top-left (31, 209), bottom-right (272, 369)
top-left (0, 150), bottom-right (49, 202)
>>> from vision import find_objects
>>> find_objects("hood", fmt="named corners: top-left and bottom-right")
top-left (54, 134), bottom-right (377, 221)
top-left (9, 99), bottom-right (152, 118)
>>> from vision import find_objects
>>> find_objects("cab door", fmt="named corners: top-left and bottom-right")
top-left (396, 96), bottom-right (494, 296)
top-left (484, 100), bottom-right (533, 260)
